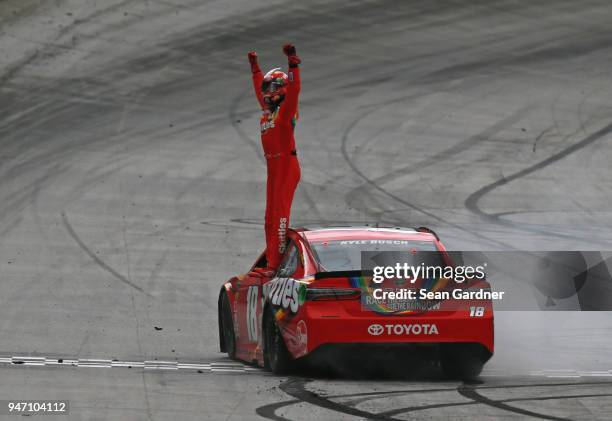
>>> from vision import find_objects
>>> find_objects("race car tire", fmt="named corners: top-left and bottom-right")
top-left (439, 343), bottom-right (487, 380)
top-left (220, 293), bottom-right (237, 359)
top-left (263, 308), bottom-right (292, 374)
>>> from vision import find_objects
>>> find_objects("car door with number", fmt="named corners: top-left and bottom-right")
top-left (234, 253), bottom-right (269, 359)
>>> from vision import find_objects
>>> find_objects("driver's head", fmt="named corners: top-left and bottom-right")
top-left (261, 68), bottom-right (288, 111)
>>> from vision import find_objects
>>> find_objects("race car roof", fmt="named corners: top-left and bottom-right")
top-left (296, 226), bottom-right (438, 243)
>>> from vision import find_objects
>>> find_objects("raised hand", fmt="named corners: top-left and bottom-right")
top-left (282, 44), bottom-right (296, 57)
top-left (248, 51), bottom-right (261, 73)
top-left (282, 44), bottom-right (301, 66)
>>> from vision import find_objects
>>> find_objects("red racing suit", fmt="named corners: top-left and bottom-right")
top-left (251, 65), bottom-right (301, 269)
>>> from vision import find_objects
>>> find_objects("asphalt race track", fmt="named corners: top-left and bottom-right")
top-left (1, 0), bottom-right (612, 419)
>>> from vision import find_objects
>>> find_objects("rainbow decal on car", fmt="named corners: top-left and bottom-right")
top-left (349, 275), bottom-right (450, 314)
top-left (274, 307), bottom-right (287, 321)
top-left (268, 278), bottom-right (308, 320)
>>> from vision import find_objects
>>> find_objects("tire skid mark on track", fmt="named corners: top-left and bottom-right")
top-left (0, 163), bottom-right (67, 237)
top-left (532, 126), bottom-right (555, 153)
top-left (483, 0), bottom-right (612, 39)
top-left (457, 383), bottom-right (570, 421)
top-left (340, 104), bottom-right (516, 249)
top-left (0, 0), bottom-right (138, 88)
top-left (464, 120), bottom-right (612, 223)
top-left (0, 101), bottom-right (141, 238)
top-left (257, 378), bottom-right (612, 420)
top-left (343, 102), bottom-right (535, 233)
top-left (255, 399), bottom-right (298, 421)
top-left (381, 390), bottom-right (612, 417)
top-left (331, 386), bottom-right (464, 409)
top-left (1, 0), bottom-right (219, 90)
top-left (280, 378), bottom-right (402, 420)
top-left (341, 95), bottom-right (612, 247)
top-left (61, 211), bottom-right (152, 297)
top-left (346, 105), bottom-right (534, 202)
top-left (335, 9), bottom-right (612, 246)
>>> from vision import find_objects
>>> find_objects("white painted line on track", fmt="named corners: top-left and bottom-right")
top-left (529, 369), bottom-right (612, 378)
top-left (578, 371), bottom-right (612, 377)
top-left (145, 360), bottom-right (178, 370)
top-left (546, 375), bottom-right (582, 378)
top-left (78, 359), bottom-right (113, 368)
top-left (0, 355), bottom-right (264, 374)
top-left (111, 360), bottom-right (144, 368)
top-left (46, 358), bottom-right (78, 366)
top-left (13, 356), bottom-right (45, 366)
top-left (177, 363), bottom-right (211, 370)
top-left (4, 356), bottom-right (609, 378)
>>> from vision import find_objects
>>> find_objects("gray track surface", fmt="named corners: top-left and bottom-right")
top-left (1, 0), bottom-right (612, 419)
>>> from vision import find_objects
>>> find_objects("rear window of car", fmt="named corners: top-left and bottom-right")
top-left (310, 239), bottom-right (442, 272)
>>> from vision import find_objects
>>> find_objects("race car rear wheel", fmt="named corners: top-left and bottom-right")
top-left (263, 308), bottom-right (292, 374)
top-left (220, 293), bottom-right (237, 359)
top-left (439, 343), bottom-right (489, 380)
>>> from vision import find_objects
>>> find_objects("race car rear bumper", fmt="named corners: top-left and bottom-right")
top-left (301, 305), bottom-right (494, 356)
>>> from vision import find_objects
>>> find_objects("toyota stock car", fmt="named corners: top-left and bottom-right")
top-left (218, 226), bottom-right (494, 379)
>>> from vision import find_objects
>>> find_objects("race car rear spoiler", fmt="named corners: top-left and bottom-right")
top-left (416, 226), bottom-right (440, 240)
top-left (314, 270), bottom-right (372, 280)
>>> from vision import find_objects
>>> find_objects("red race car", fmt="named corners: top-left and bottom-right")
top-left (218, 226), bottom-right (494, 379)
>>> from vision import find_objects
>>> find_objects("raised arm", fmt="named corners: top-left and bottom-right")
top-left (279, 44), bottom-right (301, 121)
top-left (248, 51), bottom-right (265, 109)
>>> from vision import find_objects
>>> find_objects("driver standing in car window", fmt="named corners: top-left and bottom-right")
top-left (247, 44), bottom-right (302, 272)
